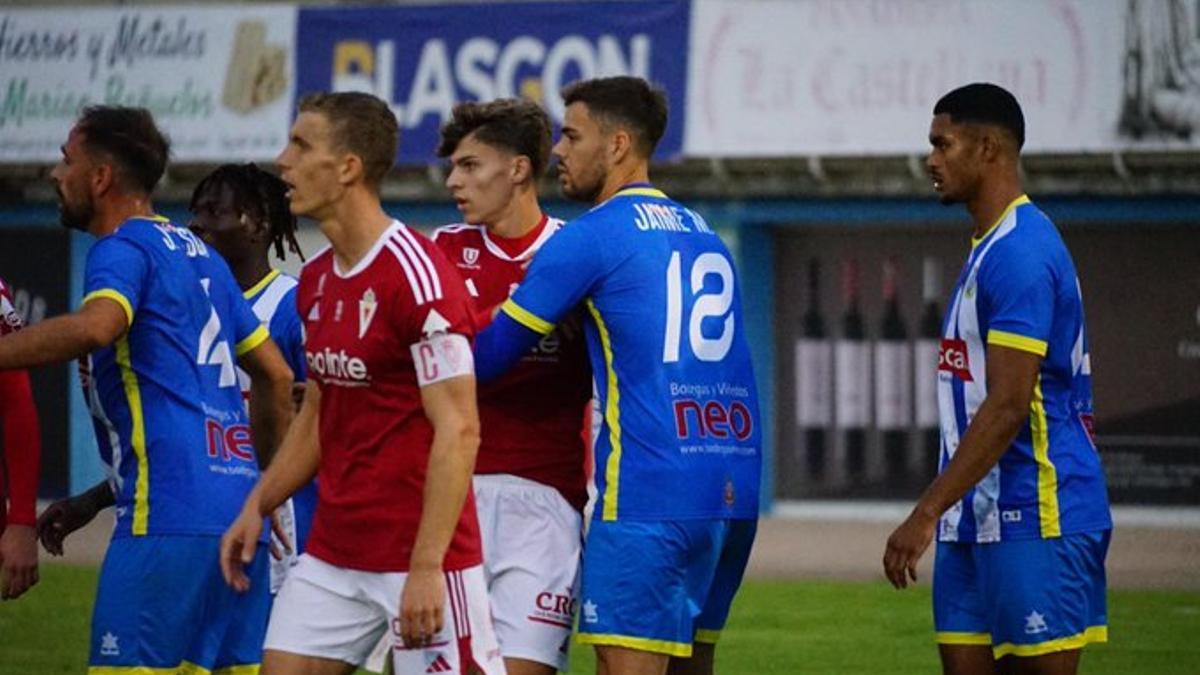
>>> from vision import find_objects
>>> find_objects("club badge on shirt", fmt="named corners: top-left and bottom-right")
top-left (359, 288), bottom-right (377, 339)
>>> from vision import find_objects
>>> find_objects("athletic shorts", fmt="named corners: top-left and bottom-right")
top-left (474, 474), bottom-right (583, 671)
top-left (576, 517), bottom-right (757, 658)
top-left (269, 483), bottom-right (319, 594)
top-left (88, 534), bottom-right (270, 673)
top-left (265, 554), bottom-right (504, 674)
top-left (934, 529), bottom-right (1110, 659)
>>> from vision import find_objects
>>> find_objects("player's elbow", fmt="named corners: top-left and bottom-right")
top-left (436, 412), bottom-right (481, 461)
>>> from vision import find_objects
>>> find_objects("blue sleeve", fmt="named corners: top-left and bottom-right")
top-left (500, 219), bottom-right (606, 333)
top-left (82, 236), bottom-right (149, 325)
top-left (980, 241), bottom-right (1054, 357)
top-left (474, 311), bottom-right (544, 383)
top-left (206, 256), bottom-right (269, 356)
top-left (275, 287), bottom-right (306, 381)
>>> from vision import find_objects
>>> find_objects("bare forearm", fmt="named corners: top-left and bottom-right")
top-left (248, 372), bottom-right (294, 468)
top-left (255, 405), bottom-right (320, 514)
top-left (0, 315), bottom-right (105, 370)
top-left (80, 479), bottom-right (116, 511)
top-left (410, 428), bottom-right (479, 570)
top-left (914, 397), bottom-right (1027, 519)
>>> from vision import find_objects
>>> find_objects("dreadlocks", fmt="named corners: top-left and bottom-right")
top-left (189, 163), bottom-right (304, 262)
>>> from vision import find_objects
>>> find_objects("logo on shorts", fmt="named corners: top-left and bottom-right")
top-left (530, 589), bottom-right (576, 629)
top-left (582, 598), bottom-right (599, 624)
top-left (1024, 610), bottom-right (1048, 635)
top-left (100, 631), bottom-right (120, 656)
top-left (425, 653), bottom-right (453, 673)
top-left (724, 479), bottom-right (736, 507)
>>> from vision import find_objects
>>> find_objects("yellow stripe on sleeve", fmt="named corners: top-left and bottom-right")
top-left (500, 299), bottom-right (555, 335)
top-left (988, 330), bottom-right (1048, 357)
top-left (1030, 376), bottom-right (1061, 538)
top-left (586, 299), bottom-right (623, 522)
top-left (235, 324), bottom-right (270, 357)
top-left (83, 289), bottom-right (134, 327)
top-left (115, 336), bottom-right (150, 536)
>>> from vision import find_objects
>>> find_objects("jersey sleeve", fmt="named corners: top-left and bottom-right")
top-left (82, 236), bottom-right (149, 326)
top-left (208, 256), bottom-right (269, 357)
top-left (980, 242), bottom-right (1054, 357)
top-left (500, 219), bottom-right (604, 335)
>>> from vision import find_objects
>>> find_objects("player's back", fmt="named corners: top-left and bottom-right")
top-left (510, 186), bottom-right (761, 522)
top-left (82, 216), bottom-right (266, 538)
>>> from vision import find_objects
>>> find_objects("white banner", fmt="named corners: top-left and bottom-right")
top-left (686, 0), bottom-right (1199, 156)
top-left (0, 5), bottom-right (296, 162)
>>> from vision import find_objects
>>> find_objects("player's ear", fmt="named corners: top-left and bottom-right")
top-left (609, 128), bottom-right (633, 165)
top-left (339, 152), bottom-right (365, 187)
top-left (510, 155), bottom-right (533, 185)
top-left (91, 161), bottom-right (115, 198)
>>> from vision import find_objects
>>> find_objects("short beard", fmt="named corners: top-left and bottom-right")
top-left (58, 197), bottom-right (93, 232)
top-left (561, 174), bottom-right (603, 205)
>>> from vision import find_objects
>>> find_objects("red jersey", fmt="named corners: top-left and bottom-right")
top-left (0, 277), bottom-right (40, 530)
top-left (297, 221), bottom-right (482, 572)
top-left (433, 217), bottom-right (592, 509)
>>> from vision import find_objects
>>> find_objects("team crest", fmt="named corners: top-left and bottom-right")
top-left (463, 247), bottom-right (480, 266)
top-left (359, 288), bottom-right (378, 338)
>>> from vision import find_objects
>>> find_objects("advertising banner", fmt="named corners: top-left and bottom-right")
top-left (686, 0), bottom-right (1200, 156)
top-left (0, 5), bottom-right (296, 162)
top-left (296, 1), bottom-right (690, 165)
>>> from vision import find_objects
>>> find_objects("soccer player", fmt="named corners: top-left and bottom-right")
top-left (473, 76), bottom-right (762, 675)
top-left (883, 83), bottom-right (1112, 675)
top-left (5, 105), bottom-right (295, 671)
top-left (434, 99), bottom-right (592, 675)
top-left (188, 162), bottom-right (315, 593)
top-left (0, 277), bottom-right (42, 601)
top-left (220, 91), bottom-right (503, 675)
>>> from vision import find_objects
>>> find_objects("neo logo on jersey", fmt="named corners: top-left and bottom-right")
top-left (206, 420), bottom-right (255, 463)
top-left (938, 338), bottom-right (973, 382)
top-left (673, 399), bottom-right (754, 441)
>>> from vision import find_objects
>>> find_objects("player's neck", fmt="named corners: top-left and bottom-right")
top-left (485, 189), bottom-right (543, 240)
top-left (594, 163), bottom-right (651, 205)
top-left (91, 194), bottom-right (155, 237)
top-left (967, 173), bottom-right (1023, 240)
top-left (233, 257), bottom-right (275, 293)
top-left (318, 189), bottom-right (394, 273)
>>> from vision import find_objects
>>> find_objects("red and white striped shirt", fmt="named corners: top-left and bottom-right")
top-left (297, 221), bottom-right (482, 572)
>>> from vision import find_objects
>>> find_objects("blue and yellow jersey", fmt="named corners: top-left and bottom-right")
top-left (501, 185), bottom-right (761, 522)
top-left (937, 196), bottom-right (1111, 543)
top-left (81, 216), bottom-right (268, 538)
top-left (240, 269), bottom-right (305, 388)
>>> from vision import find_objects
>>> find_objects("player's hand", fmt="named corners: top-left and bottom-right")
top-left (398, 566), bottom-right (446, 649)
top-left (883, 507), bottom-right (937, 589)
top-left (290, 382), bottom-right (306, 413)
top-left (36, 495), bottom-right (101, 556)
top-left (220, 504), bottom-right (263, 592)
top-left (0, 524), bottom-right (39, 600)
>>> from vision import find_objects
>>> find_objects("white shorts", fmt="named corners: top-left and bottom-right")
top-left (268, 498), bottom-right (298, 595)
top-left (474, 473), bottom-right (584, 671)
top-left (264, 554), bottom-right (504, 674)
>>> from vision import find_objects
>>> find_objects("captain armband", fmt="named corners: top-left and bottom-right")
top-left (411, 333), bottom-right (475, 386)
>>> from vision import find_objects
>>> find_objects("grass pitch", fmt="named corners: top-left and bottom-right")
top-left (1, 565), bottom-right (1197, 673)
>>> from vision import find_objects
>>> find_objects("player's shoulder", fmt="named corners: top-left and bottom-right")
top-left (989, 201), bottom-right (1064, 262)
top-left (432, 222), bottom-right (485, 242)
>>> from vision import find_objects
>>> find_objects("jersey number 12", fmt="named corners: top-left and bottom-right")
top-left (663, 251), bottom-right (735, 363)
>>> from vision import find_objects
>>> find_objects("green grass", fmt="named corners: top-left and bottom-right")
top-left (1, 565), bottom-right (1198, 674)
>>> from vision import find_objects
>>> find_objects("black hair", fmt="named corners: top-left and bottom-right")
top-left (561, 76), bottom-right (668, 158)
top-left (437, 98), bottom-right (553, 179)
top-left (75, 106), bottom-right (171, 194)
top-left (189, 163), bottom-right (304, 262)
top-left (933, 83), bottom-right (1025, 150)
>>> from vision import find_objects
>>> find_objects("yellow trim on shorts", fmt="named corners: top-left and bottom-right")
top-left (992, 625), bottom-right (1107, 659)
top-left (243, 268), bottom-right (281, 299)
top-left (89, 661), bottom-right (260, 674)
top-left (84, 289), bottom-right (134, 327)
top-left (694, 629), bottom-right (722, 644)
top-left (1030, 376), bottom-right (1062, 538)
top-left (577, 632), bottom-right (693, 657)
top-left (501, 299), bottom-right (555, 335)
top-left (614, 187), bottom-right (669, 200)
top-left (587, 299), bottom-right (623, 522)
top-left (235, 324), bottom-right (269, 357)
top-left (987, 330), bottom-right (1048, 357)
top-left (935, 631), bottom-right (993, 646)
top-left (115, 335), bottom-right (150, 536)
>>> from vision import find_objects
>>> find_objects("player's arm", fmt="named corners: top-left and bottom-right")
top-left (220, 380), bottom-right (322, 592)
top-left (401, 370), bottom-right (480, 648)
top-left (0, 298), bottom-right (126, 371)
top-left (237, 337), bottom-right (295, 468)
top-left (883, 344), bottom-right (1041, 588)
top-left (0, 367), bottom-right (41, 599)
top-left (36, 479), bottom-right (115, 556)
top-left (473, 220), bottom-right (602, 382)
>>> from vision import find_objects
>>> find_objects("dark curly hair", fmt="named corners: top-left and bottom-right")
top-left (189, 163), bottom-right (303, 262)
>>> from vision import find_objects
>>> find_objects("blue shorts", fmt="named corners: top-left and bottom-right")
top-left (89, 534), bottom-right (270, 672)
top-left (576, 518), bottom-right (756, 658)
top-left (933, 530), bottom-right (1110, 659)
